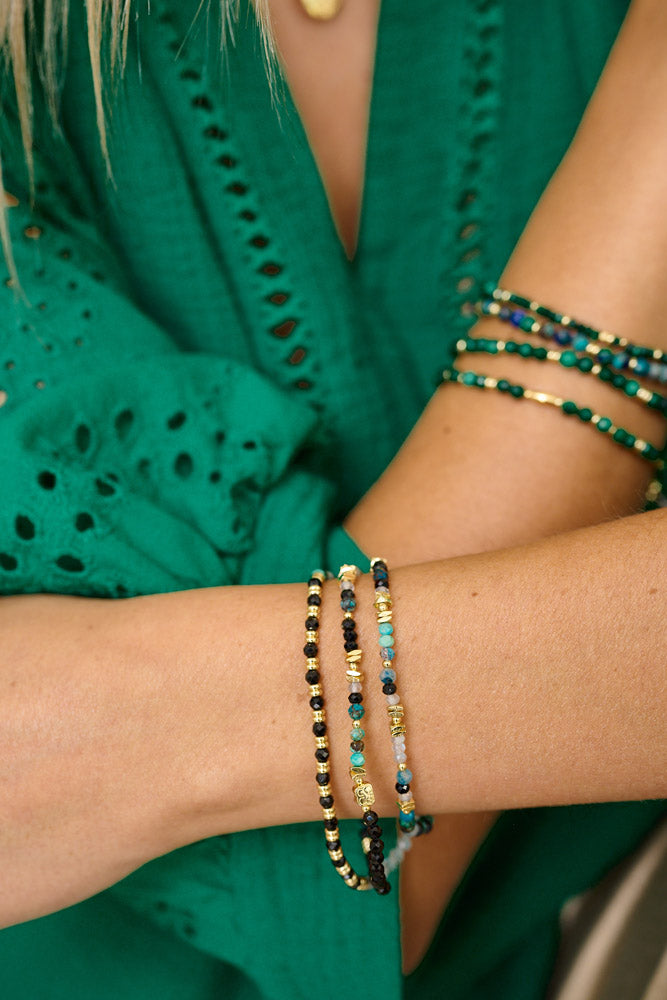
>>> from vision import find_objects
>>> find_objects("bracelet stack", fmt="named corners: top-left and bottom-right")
top-left (301, 561), bottom-right (433, 895)
top-left (441, 284), bottom-right (667, 509)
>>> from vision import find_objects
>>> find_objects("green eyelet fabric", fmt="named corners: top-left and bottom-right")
top-left (0, 2), bottom-right (664, 998)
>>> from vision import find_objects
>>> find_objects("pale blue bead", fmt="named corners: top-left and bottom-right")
top-left (397, 768), bottom-right (413, 784)
top-left (380, 668), bottom-right (396, 683)
top-left (350, 752), bottom-right (365, 767)
top-left (378, 623), bottom-right (393, 635)
top-left (572, 335), bottom-right (588, 352)
top-left (379, 635), bottom-right (395, 647)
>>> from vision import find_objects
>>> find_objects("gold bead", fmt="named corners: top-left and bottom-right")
top-left (309, 683), bottom-right (323, 697)
top-left (317, 762), bottom-right (329, 774)
top-left (337, 564), bottom-right (359, 581)
top-left (398, 799), bottom-right (416, 813)
top-left (361, 836), bottom-right (371, 853)
top-left (349, 765), bottom-right (366, 778)
top-left (313, 710), bottom-right (325, 723)
top-left (345, 650), bottom-right (362, 663)
top-left (318, 783), bottom-right (332, 797)
top-left (387, 704), bottom-right (404, 717)
top-left (322, 808), bottom-right (337, 820)
top-left (315, 737), bottom-right (327, 749)
top-left (339, 862), bottom-right (352, 876)
top-left (305, 631), bottom-right (317, 641)
top-left (354, 782), bottom-right (375, 809)
top-left (329, 849), bottom-right (344, 861)
top-left (325, 829), bottom-right (340, 841)
top-left (390, 724), bottom-right (407, 738)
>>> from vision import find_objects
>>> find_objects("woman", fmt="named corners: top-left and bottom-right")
top-left (0, 0), bottom-right (665, 996)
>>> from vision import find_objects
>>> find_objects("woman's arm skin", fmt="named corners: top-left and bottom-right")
top-left (1, 509), bottom-right (664, 928)
top-left (2, 0), bottom-right (667, 932)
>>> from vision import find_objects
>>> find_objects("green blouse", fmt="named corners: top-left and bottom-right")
top-left (0, 1), bottom-right (664, 997)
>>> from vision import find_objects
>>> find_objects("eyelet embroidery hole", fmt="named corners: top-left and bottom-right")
top-left (0, 553), bottom-right (18, 571)
top-left (56, 554), bottom-right (84, 572)
top-left (37, 470), bottom-right (57, 490)
top-left (174, 452), bottom-right (193, 478)
top-left (288, 347), bottom-right (307, 365)
top-left (15, 515), bottom-right (35, 540)
top-left (75, 512), bottom-right (94, 532)
top-left (114, 408), bottom-right (134, 440)
top-left (167, 411), bottom-right (187, 430)
top-left (75, 424), bottom-right (91, 452)
top-left (95, 477), bottom-right (116, 496)
top-left (267, 292), bottom-right (290, 306)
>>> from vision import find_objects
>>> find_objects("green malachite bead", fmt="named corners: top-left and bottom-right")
top-left (578, 357), bottom-right (594, 373)
top-left (624, 379), bottom-right (639, 397)
top-left (518, 343), bottom-right (532, 357)
top-left (599, 367), bottom-right (612, 382)
top-left (519, 316), bottom-right (534, 333)
top-left (509, 385), bottom-right (524, 398)
top-left (497, 379), bottom-right (510, 392)
top-left (626, 433), bottom-right (636, 447)
top-left (535, 347), bottom-right (547, 360)
top-left (578, 407), bottom-right (593, 422)
top-left (560, 350), bottom-right (577, 368)
top-left (475, 375), bottom-right (486, 387)
top-left (613, 428), bottom-right (628, 444)
top-left (596, 416), bottom-right (612, 432)
top-left (505, 340), bottom-right (518, 353)
top-left (643, 444), bottom-right (659, 460)
top-left (562, 400), bottom-right (578, 414)
top-left (649, 394), bottom-right (661, 409)
top-left (487, 340), bottom-right (499, 353)
top-left (462, 371), bottom-right (477, 386)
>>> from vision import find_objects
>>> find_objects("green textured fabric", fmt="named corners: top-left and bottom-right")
top-left (0, 1), bottom-right (664, 997)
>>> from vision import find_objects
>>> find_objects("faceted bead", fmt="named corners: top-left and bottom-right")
top-left (386, 693), bottom-right (401, 705)
top-left (378, 623), bottom-right (393, 635)
top-left (303, 642), bottom-right (318, 657)
top-left (395, 752), bottom-right (408, 764)
top-left (348, 692), bottom-right (363, 704)
top-left (379, 667), bottom-right (397, 684)
top-left (350, 740), bottom-right (365, 752)
top-left (319, 795), bottom-right (334, 809)
top-left (305, 669), bottom-right (320, 685)
top-left (368, 825), bottom-right (383, 839)
top-left (369, 839), bottom-right (385, 855)
top-left (312, 722), bottom-right (327, 737)
top-left (417, 815), bottom-right (434, 835)
top-left (398, 791), bottom-right (413, 802)
top-left (395, 782), bottom-right (411, 793)
top-left (350, 752), bottom-right (365, 767)
top-left (315, 747), bottom-right (330, 763)
top-left (379, 634), bottom-right (395, 647)
top-left (339, 589), bottom-right (354, 600)
top-left (363, 810), bottom-right (378, 825)
top-left (341, 598), bottom-right (356, 611)
top-left (382, 682), bottom-right (397, 695)
top-left (351, 727), bottom-right (365, 740)
top-left (397, 769), bottom-right (413, 784)
top-left (349, 682), bottom-right (362, 693)
top-left (307, 577), bottom-right (322, 588)
top-left (324, 818), bottom-right (338, 831)
top-left (375, 881), bottom-right (392, 895)
top-left (307, 594), bottom-right (321, 606)
top-left (348, 704), bottom-right (365, 720)
top-left (344, 640), bottom-right (358, 652)
top-left (326, 840), bottom-right (341, 852)
top-left (310, 696), bottom-right (324, 710)
top-left (316, 772), bottom-right (330, 786)
top-left (381, 647), bottom-right (396, 660)
top-left (305, 616), bottom-right (319, 630)
top-left (399, 813), bottom-right (416, 831)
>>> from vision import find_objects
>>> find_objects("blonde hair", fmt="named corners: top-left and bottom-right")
top-left (0, 0), bottom-right (274, 282)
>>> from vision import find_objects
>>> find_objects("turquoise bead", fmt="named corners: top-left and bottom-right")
top-left (573, 335), bottom-right (589, 351)
top-left (624, 379), bottom-right (639, 397)
top-left (378, 623), bottom-right (393, 635)
top-left (597, 416), bottom-right (612, 432)
top-left (348, 704), bottom-right (365, 721)
top-left (518, 343), bottom-right (532, 357)
top-left (379, 667), bottom-right (396, 684)
top-left (462, 371), bottom-right (476, 386)
top-left (519, 316), bottom-right (534, 333)
top-left (351, 728), bottom-right (365, 740)
top-left (350, 752), bottom-right (365, 767)
top-left (397, 769), bottom-right (413, 784)
top-left (399, 811), bottom-right (416, 831)
top-left (560, 350), bottom-right (577, 368)
top-left (379, 634), bottom-right (395, 647)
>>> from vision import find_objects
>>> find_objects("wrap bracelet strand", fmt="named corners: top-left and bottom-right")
top-left (371, 557), bottom-right (434, 874)
top-left (440, 366), bottom-right (664, 508)
top-left (457, 337), bottom-right (667, 415)
top-left (475, 299), bottom-right (667, 385)
top-left (482, 283), bottom-right (667, 367)
top-left (337, 564), bottom-right (391, 895)
top-left (303, 569), bottom-right (371, 891)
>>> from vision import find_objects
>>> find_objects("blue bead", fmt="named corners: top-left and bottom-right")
top-left (634, 359), bottom-right (650, 375)
top-left (510, 310), bottom-right (523, 325)
top-left (348, 704), bottom-right (365, 721)
top-left (554, 329), bottom-right (571, 345)
top-left (341, 598), bottom-right (356, 611)
top-left (612, 353), bottom-right (628, 370)
top-left (379, 668), bottom-right (396, 684)
top-left (378, 623), bottom-right (393, 635)
top-left (597, 349), bottom-right (613, 365)
top-left (379, 634), bottom-right (395, 647)
top-left (350, 752), bottom-right (365, 767)
top-left (572, 335), bottom-right (588, 352)
top-left (399, 811), bottom-right (416, 830)
top-left (397, 769), bottom-right (413, 784)
top-left (382, 647), bottom-right (396, 660)
top-left (351, 727), bottom-right (365, 740)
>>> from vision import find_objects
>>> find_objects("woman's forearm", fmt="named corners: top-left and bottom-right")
top-left (345, 0), bottom-right (667, 566)
top-left (3, 508), bottom-right (664, 926)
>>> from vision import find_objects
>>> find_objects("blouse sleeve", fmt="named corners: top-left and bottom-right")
top-left (0, 91), bottom-right (368, 600)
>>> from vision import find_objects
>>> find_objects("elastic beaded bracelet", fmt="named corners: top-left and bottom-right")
top-left (457, 337), bottom-right (667, 415)
top-left (303, 569), bottom-right (371, 892)
top-left (482, 284), bottom-right (667, 367)
top-left (476, 299), bottom-right (667, 385)
top-left (370, 557), bottom-right (434, 872)
top-left (337, 564), bottom-right (391, 895)
top-left (440, 366), bottom-right (665, 508)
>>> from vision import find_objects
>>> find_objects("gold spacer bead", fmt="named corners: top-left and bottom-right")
top-left (322, 808), bottom-right (336, 820)
top-left (345, 650), bottom-right (362, 663)
top-left (317, 762), bottom-right (329, 774)
top-left (339, 862), bottom-right (352, 876)
top-left (349, 765), bottom-right (366, 779)
top-left (315, 737), bottom-right (327, 749)
top-left (318, 784), bottom-right (332, 797)
top-left (329, 849), bottom-right (344, 861)
top-left (325, 829), bottom-right (341, 842)
top-left (305, 631), bottom-right (318, 641)
top-left (377, 613), bottom-right (393, 624)
top-left (312, 710), bottom-right (325, 723)
top-left (398, 799), bottom-right (416, 813)
top-left (306, 658), bottom-right (319, 668)
top-left (309, 683), bottom-right (323, 697)
top-left (391, 724), bottom-right (407, 738)
top-left (387, 704), bottom-right (404, 717)
top-left (337, 564), bottom-right (359, 581)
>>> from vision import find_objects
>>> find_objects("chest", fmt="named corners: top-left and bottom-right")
top-left (265, 0), bottom-right (382, 260)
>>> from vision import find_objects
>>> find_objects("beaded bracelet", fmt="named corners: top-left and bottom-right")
top-left (337, 564), bottom-right (391, 894)
top-left (440, 366), bottom-right (664, 508)
top-left (482, 283), bottom-right (667, 368)
top-left (476, 299), bottom-right (667, 385)
top-left (457, 336), bottom-right (667, 415)
top-left (303, 569), bottom-right (371, 891)
top-left (369, 558), bottom-right (434, 877)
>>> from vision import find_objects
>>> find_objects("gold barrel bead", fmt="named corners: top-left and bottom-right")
top-left (322, 808), bottom-right (336, 820)
top-left (317, 762), bottom-right (329, 774)
top-left (312, 710), bottom-right (325, 723)
top-left (315, 737), bottom-right (327, 749)
top-left (391, 724), bottom-right (407, 738)
top-left (349, 766), bottom-right (366, 779)
top-left (345, 650), bottom-right (362, 663)
top-left (309, 684), bottom-right (323, 697)
top-left (329, 849), bottom-right (344, 861)
top-left (398, 799), bottom-right (416, 813)
top-left (325, 829), bottom-right (341, 842)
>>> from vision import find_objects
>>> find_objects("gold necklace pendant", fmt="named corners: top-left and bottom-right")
top-left (299, 0), bottom-right (344, 20)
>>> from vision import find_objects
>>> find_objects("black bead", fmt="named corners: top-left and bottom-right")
top-left (350, 740), bottom-right (364, 752)
top-left (342, 618), bottom-right (356, 630)
top-left (372, 560), bottom-right (387, 571)
top-left (374, 579), bottom-right (389, 589)
top-left (315, 748), bottom-right (330, 763)
top-left (369, 839), bottom-right (385, 855)
top-left (363, 810), bottom-right (378, 826)
top-left (312, 722), bottom-right (327, 738)
top-left (309, 696), bottom-right (324, 710)
top-left (369, 825), bottom-right (383, 840)
top-left (326, 839), bottom-right (341, 852)
top-left (307, 577), bottom-right (322, 588)
top-left (340, 589), bottom-right (355, 600)
top-left (342, 629), bottom-right (357, 641)
top-left (323, 818), bottom-right (338, 831)
top-left (319, 795), bottom-right (334, 809)
top-left (382, 682), bottom-right (397, 695)
top-left (368, 862), bottom-right (385, 876)
top-left (375, 881), bottom-right (391, 895)
top-left (305, 616), bottom-right (319, 630)
top-left (305, 669), bottom-right (320, 685)
top-left (348, 692), bottom-right (363, 704)
top-left (370, 871), bottom-right (387, 885)
top-left (303, 642), bottom-right (318, 657)
top-left (344, 640), bottom-right (358, 652)
top-left (307, 594), bottom-right (321, 607)
top-left (395, 782), bottom-right (410, 794)
top-left (316, 772), bottom-right (330, 786)
top-left (332, 856), bottom-right (347, 868)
